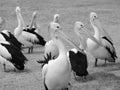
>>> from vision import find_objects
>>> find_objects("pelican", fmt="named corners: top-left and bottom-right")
top-left (43, 14), bottom-right (60, 60)
top-left (24, 11), bottom-right (45, 53)
top-left (81, 12), bottom-right (117, 66)
top-left (14, 6), bottom-right (31, 47)
top-left (14, 6), bottom-right (46, 53)
top-left (41, 20), bottom-right (89, 89)
top-left (0, 41), bottom-right (28, 71)
top-left (68, 21), bottom-right (102, 79)
top-left (41, 22), bottom-right (71, 90)
top-left (67, 22), bottom-right (90, 79)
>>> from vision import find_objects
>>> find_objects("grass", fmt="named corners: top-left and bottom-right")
top-left (0, 0), bottom-right (120, 90)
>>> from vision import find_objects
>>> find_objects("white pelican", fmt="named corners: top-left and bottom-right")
top-left (41, 22), bottom-right (71, 90)
top-left (14, 6), bottom-right (46, 53)
top-left (43, 14), bottom-right (60, 60)
top-left (39, 20), bottom-right (91, 89)
top-left (67, 22), bottom-right (90, 79)
top-left (67, 21), bottom-right (103, 79)
top-left (81, 12), bottom-right (117, 66)
top-left (0, 41), bottom-right (28, 71)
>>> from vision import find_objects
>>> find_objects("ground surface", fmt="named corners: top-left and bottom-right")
top-left (0, 0), bottom-right (120, 90)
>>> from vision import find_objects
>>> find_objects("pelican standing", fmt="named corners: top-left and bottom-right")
top-left (67, 22), bottom-right (89, 78)
top-left (14, 6), bottom-right (46, 53)
top-left (83, 12), bottom-right (117, 66)
top-left (14, 6), bottom-right (32, 49)
top-left (68, 21), bottom-right (102, 78)
top-left (42, 22), bottom-right (71, 90)
top-left (25, 11), bottom-right (46, 53)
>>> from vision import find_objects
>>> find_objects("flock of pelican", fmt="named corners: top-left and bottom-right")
top-left (0, 6), bottom-right (118, 90)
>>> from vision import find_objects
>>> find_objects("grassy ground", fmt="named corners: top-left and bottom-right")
top-left (0, 0), bottom-right (120, 90)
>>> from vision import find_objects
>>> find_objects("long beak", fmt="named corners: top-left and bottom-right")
top-left (95, 19), bottom-right (113, 42)
top-left (80, 26), bottom-right (103, 47)
top-left (16, 8), bottom-right (25, 28)
top-left (29, 11), bottom-right (37, 29)
top-left (57, 30), bottom-right (85, 54)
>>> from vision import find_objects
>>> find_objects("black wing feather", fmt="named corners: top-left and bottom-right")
top-left (1, 43), bottom-right (28, 70)
top-left (23, 28), bottom-right (46, 46)
top-left (1, 32), bottom-right (22, 50)
top-left (69, 51), bottom-right (88, 77)
top-left (102, 36), bottom-right (117, 59)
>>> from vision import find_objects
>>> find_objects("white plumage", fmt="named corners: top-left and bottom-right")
top-left (86, 12), bottom-right (117, 66)
top-left (44, 14), bottom-right (60, 59)
top-left (42, 22), bottom-right (71, 90)
top-left (0, 41), bottom-right (27, 71)
top-left (14, 6), bottom-right (46, 53)
top-left (14, 6), bottom-right (32, 46)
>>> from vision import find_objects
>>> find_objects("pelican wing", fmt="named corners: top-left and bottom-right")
top-left (102, 36), bottom-right (117, 59)
top-left (1, 31), bottom-right (22, 50)
top-left (1, 42), bottom-right (28, 66)
top-left (101, 28), bottom-right (113, 42)
top-left (22, 28), bottom-right (46, 45)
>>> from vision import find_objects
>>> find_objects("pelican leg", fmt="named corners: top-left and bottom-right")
top-left (3, 63), bottom-right (6, 72)
top-left (104, 59), bottom-right (107, 65)
top-left (30, 46), bottom-right (34, 53)
top-left (73, 72), bottom-right (77, 80)
top-left (62, 88), bottom-right (68, 90)
top-left (28, 47), bottom-right (31, 54)
top-left (95, 58), bottom-right (98, 67)
top-left (28, 46), bottom-right (34, 53)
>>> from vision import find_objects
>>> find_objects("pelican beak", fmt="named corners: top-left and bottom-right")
top-left (57, 30), bottom-right (85, 54)
top-left (79, 26), bottom-right (103, 47)
top-left (94, 19), bottom-right (113, 42)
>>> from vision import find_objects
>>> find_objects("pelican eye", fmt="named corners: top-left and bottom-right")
top-left (80, 24), bottom-right (84, 28)
top-left (57, 26), bottom-right (59, 28)
top-left (94, 15), bottom-right (97, 18)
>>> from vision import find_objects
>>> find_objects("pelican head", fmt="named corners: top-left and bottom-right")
top-left (75, 21), bottom-right (84, 30)
top-left (53, 14), bottom-right (60, 23)
top-left (15, 6), bottom-right (21, 13)
top-left (90, 12), bottom-right (98, 21)
top-left (74, 21), bottom-right (86, 34)
top-left (49, 22), bottom-right (62, 38)
top-left (50, 22), bottom-right (61, 31)
top-left (76, 21), bottom-right (103, 46)
top-left (74, 21), bottom-right (86, 38)
top-left (33, 11), bottom-right (37, 17)
top-left (90, 12), bottom-right (101, 27)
